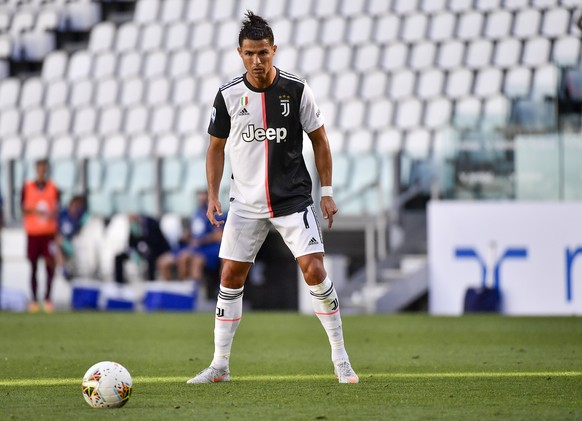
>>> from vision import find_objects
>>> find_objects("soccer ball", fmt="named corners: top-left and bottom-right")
top-left (81, 361), bottom-right (133, 408)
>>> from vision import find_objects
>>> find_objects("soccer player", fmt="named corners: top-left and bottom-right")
top-left (188, 11), bottom-right (358, 384)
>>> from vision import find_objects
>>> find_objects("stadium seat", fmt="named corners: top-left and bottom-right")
top-left (521, 37), bottom-right (551, 67)
top-left (69, 79), bottom-right (93, 107)
top-left (143, 50), bottom-right (167, 79)
top-left (326, 129), bottom-right (345, 153)
top-left (176, 104), bottom-right (200, 136)
top-left (210, 0), bottom-right (235, 22)
top-left (454, 97), bottom-right (482, 128)
top-left (367, 98), bottom-right (393, 129)
top-left (332, 71), bottom-right (358, 102)
top-left (360, 70), bottom-right (387, 100)
top-left (504, 66), bottom-right (532, 98)
top-left (98, 213), bottom-right (130, 276)
top-left (24, 135), bottom-right (50, 160)
top-left (46, 106), bottom-right (72, 138)
top-left (193, 49), bottom-right (218, 77)
top-left (395, 98), bottom-right (423, 129)
top-left (318, 99), bottom-right (337, 130)
top-left (161, 0), bottom-right (186, 23)
top-left (190, 21), bottom-right (214, 49)
top-left (92, 51), bottom-right (117, 80)
top-left (128, 134), bottom-right (153, 158)
top-left (542, 8), bottom-right (570, 37)
top-left (88, 22), bottom-right (116, 53)
top-left (0, 135), bottom-right (24, 161)
top-left (0, 78), bottom-right (20, 109)
top-left (457, 11), bottom-right (484, 41)
top-left (437, 40), bottom-right (464, 70)
top-left (44, 79), bottom-right (69, 108)
top-left (120, 78), bottom-right (144, 107)
top-left (484, 10), bottom-right (513, 40)
top-left (299, 46), bottom-right (324, 75)
top-left (474, 68), bottom-right (503, 97)
top-left (261, 0), bottom-right (286, 21)
top-left (72, 105), bottom-right (97, 137)
top-left (446, 68), bottom-right (473, 99)
top-left (338, 100), bottom-right (365, 130)
top-left (531, 64), bottom-right (558, 99)
top-left (165, 22), bottom-right (189, 52)
top-left (389, 70), bottom-right (415, 100)
top-left (60, 0), bottom-right (101, 31)
top-left (171, 75), bottom-right (196, 106)
top-left (417, 69), bottom-right (444, 100)
top-left (347, 15), bottom-right (373, 46)
top-left (181, 133), bottom-right (207, 157)
top-left (425, 97), bottom-right (452, 129)
top-left (91, 75), bottom-right (115, 105)
top-left (196, 74), bottom-right (221, 106)
top-left (373, 14), bottom-right (399, 44)
top-left (401, 13), bottom-right (428, 43)
top-left (504, 0), bottom-right (530, 10)
top-left (124, 105), bottom-right (149, 137)
top-left (155, 133), bottom-right (181, 157)
top-left (50, 135), bottom-right (75, 159)
top-left (287, 0), bottom-right (312, 19)
top-left (168, 49), bottom-right (193, 79)
top-left (220, 47), bottom-right (242, 80)
top-left (376, 129), bottom-right (403, 154)
top-left (134, 0), bottom-right (160, 24)
top-left (466, 40), bottom-right (493, 69)
top-left (150, 104), bottom-right (175, 136)
top-left (216, 19), bottom-right (239, 50)
top-left (41, 50), bottom-right (68, 81)
top-left (118, 51), bottom-right (142, 79)
top-left (19, 76), bottom-right (44, 109)
top-left (102, 134), bottom-right (128, 158)
top-left (552, 36), bottom-right (581, 66)
top-left (146, 77), bottom-right (171, 106)
top-left (140, 23), bottom-right (164, 52)
top-left (493, 38), bottom-right (521, 68)
top-left (381, 43), bottom-right (407, 72)
top-left (97, 105), bottom-right (123, 136)
top-left (21, 106), bottom-right (46, 138)
top-left (393, 0), bottom-right (419, 15)
top-left (67, 50), bottom-right (92, 81)
top-left (514, 9), bottom-right (542, 39)
top-left (482, 95), bottom-right (510, 130)
top-left (410, 42), bottom-right (436, 70)
top-left (76, 135), bottom-right (101, 159)
top-left (404, 129), bottom-right (431, 160)
top-left (160, 212), bottom-right (183, 249)
top-left (475, 0), bottom-right (502, 11)
top-left (429, 12), bottom-right (455, 42)
top-left (115, 22), bottom-right (139, 52)
top-left (345, 129), bottom-right (374, 154)
top-left (327, 44), bottom-right (352, 73)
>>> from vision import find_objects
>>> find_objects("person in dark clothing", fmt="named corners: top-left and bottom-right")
top-left (114, 214), bottom-right (173, 284)
top-left (56, 195), bottom-right (88, 280)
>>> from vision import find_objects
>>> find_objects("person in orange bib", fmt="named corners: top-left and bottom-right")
top-left (21, 159), bottom-right (60, 313)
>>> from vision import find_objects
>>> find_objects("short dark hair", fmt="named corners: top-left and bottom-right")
top-left (238, 10), bottom-right (274, 47)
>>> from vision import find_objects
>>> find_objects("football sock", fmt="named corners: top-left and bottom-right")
top-left (308, 277), bottom-right (349, 363)
top-left (211, 286), bottom-right (244, 370)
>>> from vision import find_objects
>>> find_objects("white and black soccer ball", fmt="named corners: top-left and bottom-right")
top-left (81, 361), bottom-right (133, 408)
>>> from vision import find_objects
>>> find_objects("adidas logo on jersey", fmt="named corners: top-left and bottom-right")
top-left (308, 237), bottom-right (319, 246)
top-left (238, 108), bottom-right (250, 116)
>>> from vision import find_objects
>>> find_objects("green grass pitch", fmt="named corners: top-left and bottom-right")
top-left (0, 312), bottom-right (581, 420)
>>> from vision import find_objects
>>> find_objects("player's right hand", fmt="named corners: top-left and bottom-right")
top-left (207, 199), bottom-right (224, 227)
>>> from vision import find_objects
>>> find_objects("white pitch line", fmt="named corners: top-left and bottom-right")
top-left (0, 372), bottom-right (581, 387)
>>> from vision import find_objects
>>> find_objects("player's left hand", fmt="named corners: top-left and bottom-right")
top-left (320, 196), bottom-right (338, 229)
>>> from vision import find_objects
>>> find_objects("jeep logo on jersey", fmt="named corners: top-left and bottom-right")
top-left (280, 99), bottom-right (290, 117)
top-left (242, 124), bottom-right (287, 143)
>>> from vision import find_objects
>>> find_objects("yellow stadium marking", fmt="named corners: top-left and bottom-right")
top-left (0, 371), bottom-right (581, 387)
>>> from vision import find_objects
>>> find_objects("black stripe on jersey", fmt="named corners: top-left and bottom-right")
top-left (278, 69), bottom-right (305, 84)
top-left (220, 76), bottom-right (244, 92)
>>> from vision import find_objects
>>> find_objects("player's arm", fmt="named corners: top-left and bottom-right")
top-left (206, 136), bottom-right (227, 227)
top-left (308, 125), bottom-right (338, 229)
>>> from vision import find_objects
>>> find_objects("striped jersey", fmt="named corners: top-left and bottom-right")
top-left (208, 67), bottom-right (324, 219)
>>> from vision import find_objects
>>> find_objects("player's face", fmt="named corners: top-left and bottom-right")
top-left (238, 38), bottom-right (277, 89)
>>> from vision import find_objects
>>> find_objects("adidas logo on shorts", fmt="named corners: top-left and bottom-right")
top-left (308, 237), bottom-right (319, 246)
top-left (238, 108), bottom-right (250, 116)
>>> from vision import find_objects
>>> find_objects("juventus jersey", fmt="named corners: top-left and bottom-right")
top-left (208, 67), bottom-right (324, 219)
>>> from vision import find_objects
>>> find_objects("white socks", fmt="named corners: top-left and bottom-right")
top-left (308, 277), bottom-right (349, 364)
top-left (211, 286), bottom-right (244, 370)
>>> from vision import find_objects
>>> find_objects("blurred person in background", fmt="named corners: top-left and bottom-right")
top-left (114, 214), bottom-right (174, 284)
top-left (21, 159), bottom-right (59, 313)
top-left (188, 189), bottom-right (226, 295)
top-left (56, 195), bottom-right (88, 281)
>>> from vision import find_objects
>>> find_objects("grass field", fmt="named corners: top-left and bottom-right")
top-left (0, 312), bottom-right (581, 420)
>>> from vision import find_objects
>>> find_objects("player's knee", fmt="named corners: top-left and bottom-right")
top-left (302, 259), bottom-right (326, 285)
top-left (220, 265), bottom-right (247, 289)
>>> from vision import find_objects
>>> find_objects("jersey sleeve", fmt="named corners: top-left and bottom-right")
top-left (299, 82), bottom-right (325, 134)
top-left (207, 90), bottom-right (231, 139)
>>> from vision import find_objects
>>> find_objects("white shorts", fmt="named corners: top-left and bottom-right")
top-left (219, 205), bottom-right (325, 263)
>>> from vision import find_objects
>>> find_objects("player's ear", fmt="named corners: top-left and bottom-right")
top-left (272, 44), bottom-right (277, 55)
top-left (237, 47), bottom-right (242, 57)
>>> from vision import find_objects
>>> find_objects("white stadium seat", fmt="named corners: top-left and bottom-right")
top-left (134, 0), bottom-right (160, 24)
top-left (429, 12), bottom-right (456, 41)
top-left (299, 45), bottom-right (325, 75)
top-left (332, 71), bottom-right (359, 101)
top-left (542, 8), bottom-right (570, 37)
top-left (313, 0), bottom-right (339, 18)
top-left (457, 12), bottom-right (484, 41)
top-left (360, 70), bottom-right (388, 100)
top-left (72, 106), bottom-right (98, 137)
top-left (124, 105), bottom-right (149, 136)
top-left (172, 75), bottom-right (196, 106)
top-left (504, 0), bottom-right (530, 9)
top-left (531, 64), bottom-right (558, 100)
top-left (367, 98), bottom-right (393, 130)
top-left (376, 129), bottom-right (402, 154)
top-left (117, 51), bottom-right (142, 79)
top-left (139, 23), bottom-right (164, 51)
top-left (102, 134), bottom-right (128, 158)
top-left (168, 49), bottom-right (193, 79)
top-left (210, 0), bottom-right (235, 22)
top-left (347, 15), bottom-right (373, 45)
top-left (389, 70), bottom-right (415, 100)
top-left (552, 36), bottom-right (581, 66)
top-left (425, 97), bottom-right (452, 129)
top-left (193, 48), bottom-right (218, 76)
top-left (150, 104), bottom-right (175, 136)
top-left (338, 100), bottom-right (365, 130)
top-left (128, 134), bottom-right (153, 158)
top-left (401, 13), bottom-right (428, 43)
top-left (19, 77), bottom-right (44, 109)
top-left (0, 78), bottom-right (20, 110)
top-left (475, 0), bottom-right (502, 11)
top-left (94, 78), bottom-right (119, 107)
top-left (146, 77), bottom-right (171, 106)
top-left (446, 68), bottom-right (473, 99)
top-left (46, 106), bottom-right (72, 138)
top-left (437, 40), bottom-right (464, 70)
top-left (21, 106), bottom-right (46, 138)
top-left (67, 50), bottom-right (92, 81)
top-left (410, 42), bottom-right (436, 70)
top-left (143, 50), bottom-right (167, 79)
top-left (295, 17), bottom-right (319, 48)
top-left (88, 22), bottom-right (116, 53)
top-left (76, 135), bottom-right (101, 159)
top-left (341, 0), bottom-right (366, 16)
top-left (0, 108), bottom-right (20, 137)
top-left (41, 50), bottom-right (68, 81)
top-left (484, 10), bottom-right (513, 40)
top-left (465, 40), bottom-right (493, 69)
top-left (1, 135), bottom-right (24, 161)
top-left (69, 79), bottom-right (93, 107)
top-left (44, 79), bottom-right (68, 108)
top-left (93, 51), bottom-right (117, 80)
top-left (504, 66), bottom-right (532, 98)
top-left (421, 0), bottom-right (447, 13)
top-left (24, 135), bottom-right (50, 160)
top-left (155, 133), bottom-right (181, 157)
top-left (120, 78), bottom-right (144, 107)
top-left (354, 44), bottom-right (380, 72)
top-left (345, 129), bottom-right (374, 154)
top-left (417, 69), bottom-right (445, 100)
top-left (165, 22), bottom-right (190, 52)
top-left (454, 97), bottom-right (481, 128)
top-left (50, 135), bottom-right (75, 160)
top-left (474, 68), bottom-right (503, 97)
top-left (513, 9), bottom-right (541, 39)
top-left (493, 38), bottom-right (521, 68)
top-left (381, 43), bottom-right (407, 72)
top-left (185, 0), bottom-right (210, 22)
top-left (327, 44), bottom-right (352, 73)
top-left (522, 37), bottom-right (551, 67)
top-left (97, 105), bottom-right (123, 136)
top-left (396, 98), bottom-right (423, 129)
top-left (373, 14), bottom-right (399, 44)
top-left (288, 0), bottom-right (312, 19)
top-left (161, 0), bottom-right (186, 23)
top-left (115, 22), bottom-right (139, 52)
top-left (393, 0), bottom-right (419, 15)
top-left (404, 129), bottom-right (431, 160)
